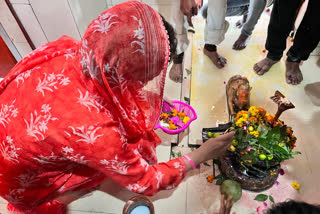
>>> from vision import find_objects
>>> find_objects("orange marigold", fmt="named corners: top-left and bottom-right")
top-left (178, 112), bottom-right (186, 119)
top-left (235, 111), bottom-right (248, 120)
top-left (257, 107), bottom-right (266, 116)
top-left (286, 127), bottom-right (293, 135)
top-left (172, 109), bottom-right (178, 116)
top-left (160, 113), bottom-right (169, 119)
top-left (266, 114), bottom-right (275, 122)
top-left (207, 175), bottom-right (214, 183)
top-left (249, 117), bottom-right (258, 123)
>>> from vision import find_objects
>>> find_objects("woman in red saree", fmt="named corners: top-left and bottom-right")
top-left (0, 1), bottom-right (233, 213)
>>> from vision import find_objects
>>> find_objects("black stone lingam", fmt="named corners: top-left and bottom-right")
top-left (219, 151), bottom-right (280, 192)
top-left (202, 126), bottom-right (280, 192)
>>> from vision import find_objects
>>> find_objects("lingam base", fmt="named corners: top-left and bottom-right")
top-left (219, 153), bottom-right (280, 192)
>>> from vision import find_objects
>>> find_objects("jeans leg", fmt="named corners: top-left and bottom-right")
top-left (287, 0), bottom-right (320, 62)
top-left (241, 0), bottom-right (267, 36)
top-left (266, 0), bottom-right (301, 61)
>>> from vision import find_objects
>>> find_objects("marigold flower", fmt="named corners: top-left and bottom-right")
top-left (236, 118), bottom-right (246, 127)
top-left (266, 114), bottom-right (275, 122)
top-left (242, 114), bottom-right (249, 120)
top-left (257, 107), bottom-right (266, 116)
top-left (250, 131), bottom-right (259, 137)
top-left (168, 123), bottom-right (177, 130)
top-left (249, 106), bottom-right (259, 117)
top-left (235, 111), bottom-right (248, 120)
top-left (160, 113), bottom-right (169, 119)
top-left (291, 182), bottom-right (300, 190)
top-left (183, 116), bottom-right (190, 124)
top-left (249, 117), bottom-right (258, 123)
top-left (171, 109), bottom-right (178, 116)
top-left (178, 111), bottom-right (186, 118)
top-left (207, 175), bottom-right (214, 183)
top-left (278, 142), bottom-right (284, 147)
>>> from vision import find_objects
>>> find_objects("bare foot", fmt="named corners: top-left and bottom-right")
top-left (204, 49), bottom-right (227, 69)
top-left (169, 63), bottom-right (183, 83)
top-left (253, 57), bottom-right (278, 75)
top-left (233, 34), bottom-right (250, 50)
top-left (236, 14), bottom-right (248, 28)
top-left (285, 61), bottom-right (303, 85)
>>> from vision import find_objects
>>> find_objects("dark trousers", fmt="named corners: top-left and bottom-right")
top-left (266, 0), bottom-right (320, 62)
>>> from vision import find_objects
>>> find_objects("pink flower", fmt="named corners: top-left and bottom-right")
top-left (279, 168), bottom-right (284, 175)
top-left (246, 121), bottom-right (250, 125)
top-left (275, 181), bottom-right (280, 186)
top-left (263, 202), bottom-right (268, 207)
top-left (243, 125), bottom-right (247, 130)
top-left (256, 206), bottom-right (261, 214)
top-left (247, 146), bottom-right (252, 151)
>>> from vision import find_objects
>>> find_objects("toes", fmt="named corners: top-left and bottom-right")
top-left (220, 56), bottom-right (227, 65)
top-left (253, 64), bottom-right (261, 73)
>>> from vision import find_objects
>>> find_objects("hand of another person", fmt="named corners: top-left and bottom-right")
top-left (180, 0), bottom-right (198, 27)
top-left (214, 194), bottom-right (234, 214)
top-left (180, 0), bottom-right (198, 16)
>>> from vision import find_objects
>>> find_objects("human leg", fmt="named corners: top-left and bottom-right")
top-left (285, 0), bottom-right (320, 85)
top-left (233, 0), bottom-right (267, 50)
top-left (253, 0), bottom-right (301, 75)
top-left (204, 0), bottom-right (228, 68)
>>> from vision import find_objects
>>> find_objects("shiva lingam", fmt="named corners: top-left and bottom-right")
top-left (203, 76), bottom-right (296, 192)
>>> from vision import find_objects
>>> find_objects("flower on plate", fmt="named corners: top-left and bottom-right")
top-left (291, 182), bottom-right (300, 190)
top-left (160, 113), bottom-right (169, 119)
top-left (171, 109), bottom-right (178, 117)
top-left (183, 116), bottom-right (190, 124)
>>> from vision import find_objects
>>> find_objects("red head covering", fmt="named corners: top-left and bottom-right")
top-left (78, 1), bottom-right (170, 139)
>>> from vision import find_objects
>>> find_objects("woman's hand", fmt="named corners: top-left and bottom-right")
top-left (214, 194), bottom-right (234, 214)
top-left (184, 132), bottom-right (234, 169)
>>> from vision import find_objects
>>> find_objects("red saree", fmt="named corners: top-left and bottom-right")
top-left (0, 1), bottom-right (186, 212)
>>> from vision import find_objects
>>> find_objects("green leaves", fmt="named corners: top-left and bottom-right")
top-left (254, 194), bottom-right (275, 203)
top-left (269, 195), bottom-right (275, 203)
top-left (214, 174), bottom-right (226, 185)
top-left (254, 194), bottom-right (268, 202)
top-left (184, 97), bottom-right (190, 104)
